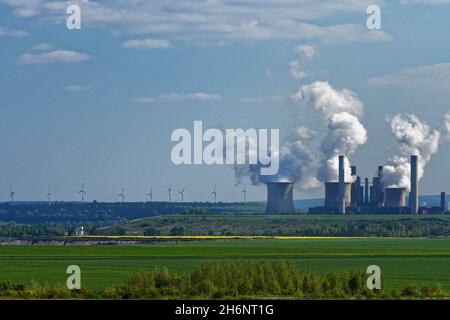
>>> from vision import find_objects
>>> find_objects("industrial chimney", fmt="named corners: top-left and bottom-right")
top-left (410, 155), bottom-right (419, 214)
top-left (441, 192), bottom-right (447, 212)
top-left (377, 166), bottom-right (385, 208)
top-left (338, 155), bottom-right (345, 214)
top-left (364, 178), bottom-right (369, 206)
top-left (265, 182), bottom-right (295, 214)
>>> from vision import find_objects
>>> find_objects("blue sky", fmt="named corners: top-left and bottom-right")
top-left (1, 0), bottom-right (450, 202)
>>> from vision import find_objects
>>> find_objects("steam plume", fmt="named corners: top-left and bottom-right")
top-left (290, 81), bottom-right (367, 182)
top-left (234, 81), bottom-right (367, 189)
top-left (233, 129), bottom-right (319, 190)
top-left (381, 114), bottom-right (440, 191)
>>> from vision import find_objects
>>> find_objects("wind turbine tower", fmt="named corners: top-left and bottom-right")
top-left (147, 188), bottom-right (153, 202)
top-left (118, 187), bottom-right (126, 204)
top-left (211, 185), bottom-right (217, 204)
top-left (78, 183), bottom-right (86, 203)
top-left (9, 186), bottom-right (16, 205)
top-left (167, 186), bottom-right (172, 202)
top-left (241, 185), bottom-right (247, 203)
top-left (46, 187), bottom-right (52, 206)
top-left (178, 187), bottom-right (185, 203)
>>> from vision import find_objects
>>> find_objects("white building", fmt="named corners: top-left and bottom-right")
top-left (75, 226), bottom-right (86, 236)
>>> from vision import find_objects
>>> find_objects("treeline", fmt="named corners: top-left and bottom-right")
top-left (0, 261), bottom-right (447, 299)
top-left (285, 220), bottom-right (448, 237)
top-left (0, 223), bottom-right (104, 238)
top-left (0, 202), bottom-right (263, 226)
top-left (0, 224), bottom-right (66, 238)
top-left (101, 215), bottom-right (450, 237)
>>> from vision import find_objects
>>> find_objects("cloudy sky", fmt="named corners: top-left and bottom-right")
top-left (1, 0), bottom-right (450, 202)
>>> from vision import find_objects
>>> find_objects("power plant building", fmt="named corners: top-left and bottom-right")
top-left (308, 154), bottom-right (444, 215)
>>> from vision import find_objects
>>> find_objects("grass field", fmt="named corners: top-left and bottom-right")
top-left (0, 238), bottom-right (449, 292)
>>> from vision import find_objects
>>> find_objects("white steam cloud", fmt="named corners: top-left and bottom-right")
top-left (381, 114), bottom-right (440, 191)
top-left (233, 129), bottom-right (319, 190)
top-left (290, 81), bottom-right (367, 182)
top-left (444, 112), bottom-right (450, 139)
top-left (234, 81), bottom-right (368, 190)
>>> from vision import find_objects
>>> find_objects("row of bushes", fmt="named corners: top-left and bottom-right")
top-left (0, 261), bottom-right (447, 299)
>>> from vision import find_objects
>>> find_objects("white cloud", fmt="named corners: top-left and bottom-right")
top-left (294, 44), bottom-right (317, 61)
top-left (134, 92), bottom-right (222, 103)
top-left (401, 0), bottom-right (450, 4)
top-left (122, 38), bottom-right (171, 49)
top-left (366, 63), bottom-right (450, 90)
top-left (65, 85), bottom-right (91, 91)
top-left (239, 96), bottom-right (284, 103)
top-left (289, 60), bottom-right (306, 79)
top-left (0, 0), bottom-right (391, 44)
top-left (18, 50), bottom-right (91, 64)
top-left (32, 43), bottom-right (53, 50)
top-left (0, 25), bottom-right (28, 37)
top-left (444, 112), bottom-right (450, 139)
top-left (289, 43), bottom-right (318, 79)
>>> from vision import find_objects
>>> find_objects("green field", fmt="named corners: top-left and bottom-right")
top-left (0, 238), bottom-right (449, 292)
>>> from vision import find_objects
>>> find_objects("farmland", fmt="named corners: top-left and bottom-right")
top-left (0, 238), bottom-right (449, 293)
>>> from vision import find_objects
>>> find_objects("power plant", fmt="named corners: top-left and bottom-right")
top-left (265, 181), bottom-right (295, 214)
top-left (309, 154), bottom-right (447, 214)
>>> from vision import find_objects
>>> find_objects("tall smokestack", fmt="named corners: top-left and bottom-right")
top-left (359, 185), bottom-right (364, 205)
top-left (441, 192), bottom-right (447, 212)
top-left (377, 166), bottom-right (385, 208)
top-left (410, 155), bottom-right (418, 214)
top-left (364, 178), bottom-right (369, 205)
top-left (372, 177), bottom-right (379, 208)
top-left (338, 155), bottom-right (345, 214)
top-left (350, 166), bottom-right (360, 207)
top-left (265, 182), bottom-right (295, 214)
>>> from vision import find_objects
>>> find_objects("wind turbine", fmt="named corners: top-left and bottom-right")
top-left (147, 188), bottom-right (153, 202)
top-left (118, 187), bottom-right (126, 204)
top-left (46, 187), bottom-right (52, 206)
top-left (78, 183), bottom-right (86, 203)
top-left (211, 185), bottom-right (217, 204)
top-left (9, 186), bottom-right (16, 204)
top-left (241, 185), bottom-right (247, 203)
top-left (167, 186), bottom-right (172, 202)
top-left (178, 187), bottom-right (185, 203)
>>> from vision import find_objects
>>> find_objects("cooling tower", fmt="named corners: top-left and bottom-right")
top-left (410, 155), bottom-right (418, 214)
top-left (384, 188), bottom-right (406, 208)
top-left (265, 182), bottom-right (295, 214)
top-left (324, 182), bottom-right (352, 210)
